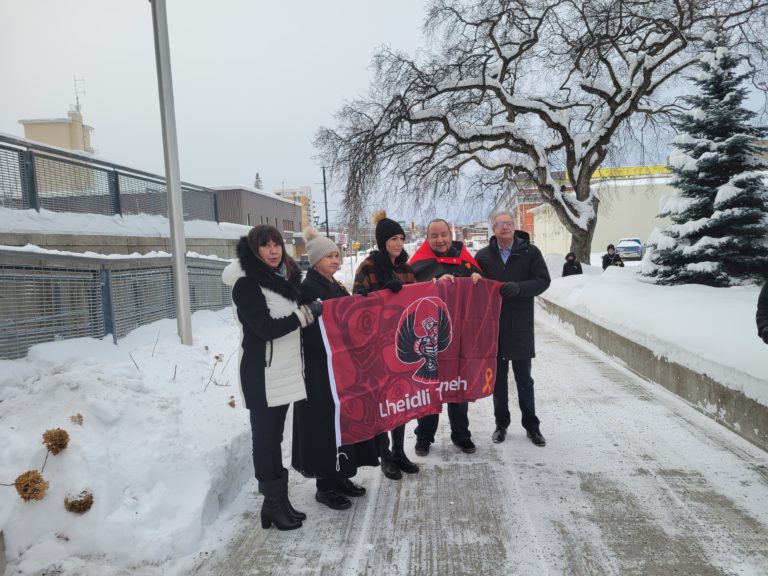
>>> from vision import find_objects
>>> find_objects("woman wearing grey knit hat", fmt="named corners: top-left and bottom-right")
top-left (292, 228), bottom-right (380, 510)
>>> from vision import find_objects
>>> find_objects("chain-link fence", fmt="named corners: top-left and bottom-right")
top-left (0, 135), bottom-right (217, 221)
top-left (0, 250), bottom-right (231, 359)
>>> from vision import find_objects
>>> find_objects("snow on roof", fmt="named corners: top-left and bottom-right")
top-left (211, 185), bottom-right (299, 206)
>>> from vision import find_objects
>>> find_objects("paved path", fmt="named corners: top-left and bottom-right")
top-left (186, 321), bottom-right (768, 576)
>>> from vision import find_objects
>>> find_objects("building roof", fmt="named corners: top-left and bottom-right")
top-left (211, 185), bottom-right (300, 206)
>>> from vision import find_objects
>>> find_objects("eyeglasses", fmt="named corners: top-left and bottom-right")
top-left (494, 220), bottom-right (514, 228)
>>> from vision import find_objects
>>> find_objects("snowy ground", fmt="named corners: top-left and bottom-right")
top-left (183, 318), bottom-right (768, 576)
top-left (1, 249), bottom-right (766, 575)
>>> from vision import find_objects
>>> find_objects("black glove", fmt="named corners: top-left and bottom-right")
top-left (761, 326), bottom-right (768, 345)
top-left (383, 280), bottom-right (403, 293)
top-left (499, 281), bottom-right (521, 299)
top-left (357, 287), bottom-right (369, 297)
top-left (307, 300), bottom-right (323, 319)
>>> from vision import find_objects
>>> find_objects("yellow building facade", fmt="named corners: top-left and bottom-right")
top-left (531, 166), bottom-right (674, 256)
top-left (18, 109), bottom-right (94, 153)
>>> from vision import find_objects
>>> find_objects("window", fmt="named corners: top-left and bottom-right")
top-left (283, 219), bottom-right (295, 231)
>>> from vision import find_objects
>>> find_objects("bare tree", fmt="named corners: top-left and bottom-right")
top-left (316, 0), bottom-right (768, 260)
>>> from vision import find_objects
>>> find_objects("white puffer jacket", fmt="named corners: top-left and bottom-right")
top-left (222, 260), bottom-right (309, 407)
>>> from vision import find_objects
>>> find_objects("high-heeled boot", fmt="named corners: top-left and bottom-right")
top-left (281, 469), bottom-right (306, 521)
top-left (258, 477), bottom-right (302, 530)
top-left (390, 425), bottom-right (419, 474)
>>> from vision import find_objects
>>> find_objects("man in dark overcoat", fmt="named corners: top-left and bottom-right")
top-left (475, 211), bottom-right (551, 446)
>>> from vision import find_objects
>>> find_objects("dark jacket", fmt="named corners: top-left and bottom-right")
top-left (292, 269), bottom-right (379, 478)
top-left (475, 232), bottom-right (551, 359)
top-left (562, 261), bottom-right (583, 277)
top-left (408, 240), bottom-right (482, 282)
top-left (602, 252), bottom-right (624, 270)
top-left (758, 282), bottom-right (768, 343)
top-left (230, 237), bottom-right (303, 409)
top-left (353, 250), bottom-right (417, 294)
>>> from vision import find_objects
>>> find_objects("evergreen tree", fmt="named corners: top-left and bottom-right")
top-left (254, 172), bottom-right (263, 190)
top-left (645, 30), bottom-right (768, 286)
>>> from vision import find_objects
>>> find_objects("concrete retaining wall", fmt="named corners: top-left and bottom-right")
top-left (0, 233), bottom-right (238, 259)
top-left (539, 297), bottom-right (768, 452)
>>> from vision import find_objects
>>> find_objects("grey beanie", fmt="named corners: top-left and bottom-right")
top-left (305, 227), bottom-right (340, 267)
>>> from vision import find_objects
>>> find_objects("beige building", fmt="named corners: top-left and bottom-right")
top-left (530, 166), bottom-right (673, 256)
top-left (19, 109), bottom-right (94, 153)
top-left (275, 186), bottom-right (313, 230)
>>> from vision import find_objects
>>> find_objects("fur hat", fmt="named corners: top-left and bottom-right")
top-left (305, 227), bottom-right (340, 267)
top-left (372, 210), bottom-right (405, 251)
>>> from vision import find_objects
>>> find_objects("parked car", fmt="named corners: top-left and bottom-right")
top-left (615, 237), bottom-right (644, 260)
top-left (297, 254), bottom-right (311, 272)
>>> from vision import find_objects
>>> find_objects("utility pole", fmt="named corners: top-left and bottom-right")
top-left (322, 167), bottom-right (330, 237)
top-left (150, 0), bottom-right (192, 345)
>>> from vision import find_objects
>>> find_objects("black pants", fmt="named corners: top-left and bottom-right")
top-left (414, 402), bottom-right (470, 443)
top-left (377, 424), bottom-right (406, 456)
top-left (249, 403), bottom-right (289, 483)
top-left (494, 357), bottom-right (540, 433)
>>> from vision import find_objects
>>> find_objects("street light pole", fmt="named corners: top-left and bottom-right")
top-left (150, 0), bottom-right (192, 345)
top-left (322, 166), bottom-right (330, 237)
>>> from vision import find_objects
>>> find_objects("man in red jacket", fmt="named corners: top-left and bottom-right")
top-left (409, 219), bottom-right (483, 456)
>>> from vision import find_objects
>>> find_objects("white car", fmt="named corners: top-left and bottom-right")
top-left (616, 237), bottom-right (644, 260)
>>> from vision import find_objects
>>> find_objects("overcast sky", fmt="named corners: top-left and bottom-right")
top-left (0, 0), bottom-right (436, 223)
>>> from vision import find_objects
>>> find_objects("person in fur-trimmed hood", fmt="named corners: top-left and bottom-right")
top-left (221, 225), bottom-right (321, 531)
top-left (409, 218), bottom-right (482, 457)
top-left (353, 210), bottom-right (420, 481)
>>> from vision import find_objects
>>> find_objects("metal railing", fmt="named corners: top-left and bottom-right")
top-left (0, 249), bottom-right (231, 359)
top-left (0, 134), bottom-right (217, 221)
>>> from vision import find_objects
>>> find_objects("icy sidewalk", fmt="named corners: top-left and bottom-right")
top-left (181, 321), bottom-right (768, 576)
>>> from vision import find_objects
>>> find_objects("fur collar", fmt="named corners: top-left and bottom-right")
top-left (235, 236), bottom-right (301, 301)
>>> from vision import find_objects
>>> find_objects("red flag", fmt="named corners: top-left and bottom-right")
top-left (319, 277), bottom-right (501, 446)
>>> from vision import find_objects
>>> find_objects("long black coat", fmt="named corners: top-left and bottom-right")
top-left (231, 237), bottom-right (303, 409)
top-left (758, 282), bottom-right (768, 341)
top-left (475, 232), bottom-right (551, 360)
top-left (291, 269), bottom-right (379, 478)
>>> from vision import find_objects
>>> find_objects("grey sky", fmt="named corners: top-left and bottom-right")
top-left (0, 0), bottom-right (428, 222)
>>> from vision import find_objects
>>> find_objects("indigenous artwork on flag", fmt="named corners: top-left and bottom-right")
top-left (319, 278), bottom-right (501, 446)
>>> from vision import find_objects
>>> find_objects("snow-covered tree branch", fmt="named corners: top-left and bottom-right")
top-left (315, 0), bottom-right (768, 259)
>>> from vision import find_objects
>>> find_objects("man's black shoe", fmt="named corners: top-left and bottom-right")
top-left (336, 478), bottom-right (366, 497)
top-left (315, 489), bottom-right (352, 510)
top-left (527, 430), bottom-right (546, 446)
top-left (414, 439), bottom-right (430, 456)
top-left (453, 438), bottom-right (476, 454)
top-left (381, 455), bottom-right (402, 480)
top-left (492, 427), bottom-right (507, 443)
top-left (392, 451), bottom-right (420, 474)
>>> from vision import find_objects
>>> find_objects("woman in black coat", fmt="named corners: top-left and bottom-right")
top-left (292, 229), bottom-right (379, 510)
top-left (562, 252), bottom-right (583, 277)
top-left (222, 225), bottom-right (321, 531)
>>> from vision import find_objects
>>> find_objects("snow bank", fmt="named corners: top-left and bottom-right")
top-left (541, 260), bottom-right (768, 404)
top-left (0, 310), bottom-right (251, 575)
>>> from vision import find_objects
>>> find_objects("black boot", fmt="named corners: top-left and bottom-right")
top-left (377, 433), bottom-right (402, 480)
top-left (258, 477), bottom-right (302, 530)
top-left (281, 469), bottom-right (306, 521)
top-left (391, 425), bottom-right (419, 474)
top-left (381, 452), bottom-right (402, 480)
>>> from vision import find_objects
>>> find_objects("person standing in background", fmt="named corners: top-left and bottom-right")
top-left (562, 252), bottom-right (583, 277)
